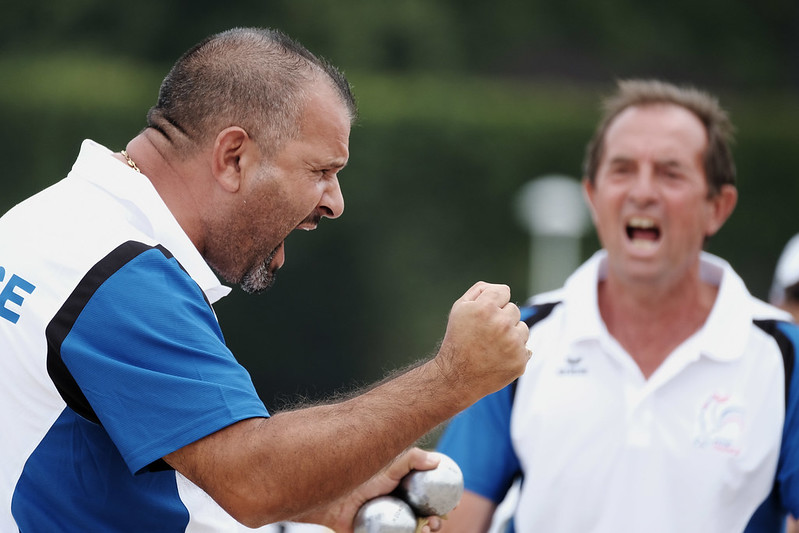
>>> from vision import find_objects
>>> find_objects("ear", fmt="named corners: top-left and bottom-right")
top-left (582, 177), bottom-right (599, 224)
top-left (211, 127), bottom-right (253, 193)
top-left (705, 184), bottom-right (738, 237)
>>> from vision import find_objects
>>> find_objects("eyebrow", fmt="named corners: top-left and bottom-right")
top-left (321, 161), bottom-right (347, 172)
top-left (654, 159), bottom-right (688, 170)
top-left (606, 156), bottom-right (636, 167)
top-left (607, 156), bottom-right (687, 169)
top-left (328, 155), bottom-right (349, 169)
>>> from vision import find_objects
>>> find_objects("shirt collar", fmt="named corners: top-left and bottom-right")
top-left (698, 253), bottom-right (789, 361)
top-left (557, 249), bottom-right (789, 363)
top-left (69, 140), bottom-right (231, 303)
top-left (558, 250), bottom-right (607, 345)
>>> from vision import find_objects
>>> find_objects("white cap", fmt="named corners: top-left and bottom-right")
top-left (770, 233), bottom-right (799, 305)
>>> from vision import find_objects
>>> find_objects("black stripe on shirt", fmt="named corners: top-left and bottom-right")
top-left (45, 241), bottom-right (173, 424)
top-left (512, 301), bottom-right (561, 401)
top-left (754, 319), bottom-right (795, 406)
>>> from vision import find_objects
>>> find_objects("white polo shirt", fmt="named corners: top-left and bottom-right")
top-left (0, 140), bottom-right (270, 531)
top-left (439, 250), bottom-right (799, 533)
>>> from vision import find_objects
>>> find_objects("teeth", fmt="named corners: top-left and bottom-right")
top-left (628, 217), bottom-right (656, 229)
top-left (631, 239), bottom-right (657, 249)
top-left (627, 216), bottom-right (659, 248)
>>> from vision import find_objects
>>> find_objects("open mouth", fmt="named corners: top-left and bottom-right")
top-left (626, 216), bottom-right (660, 248)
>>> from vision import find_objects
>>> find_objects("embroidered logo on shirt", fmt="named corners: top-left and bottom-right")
top-left (557, 356), bottom-right (587, 375)
top-left (693, 393), bottom-right (745, 456)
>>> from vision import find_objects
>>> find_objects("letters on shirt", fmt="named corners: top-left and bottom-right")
top-left (0, 266), bottom-right (36, 324)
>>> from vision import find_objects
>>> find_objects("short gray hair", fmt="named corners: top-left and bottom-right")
top-left (146, 27), bottom-right (357, 157)
top-left (583, 79), bottom-right (736, 197)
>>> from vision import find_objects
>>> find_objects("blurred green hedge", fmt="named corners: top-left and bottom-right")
top-left (3, 54), bottom-right (799, 410)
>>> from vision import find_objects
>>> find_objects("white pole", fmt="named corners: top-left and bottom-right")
top-left (514, 175), bottom-right (590, 299)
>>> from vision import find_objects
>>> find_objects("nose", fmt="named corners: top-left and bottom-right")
top-left (319, 176), bottom-right (345, 219)
top-left (628, 168), bottom-right (658, 206)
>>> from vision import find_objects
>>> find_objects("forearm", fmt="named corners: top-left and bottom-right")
top-left (166, 360), bottom-right (471, 526)
top-left (166, 281), bottom-right (531, 527)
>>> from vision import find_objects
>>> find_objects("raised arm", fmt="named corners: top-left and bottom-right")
top-left (165, 282), bottom-right (531, 528)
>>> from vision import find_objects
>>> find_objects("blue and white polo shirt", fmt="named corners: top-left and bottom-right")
top-left (0, 140), bottom-right (269, 531)
top-left (438, 251), bottom-right (799, 533)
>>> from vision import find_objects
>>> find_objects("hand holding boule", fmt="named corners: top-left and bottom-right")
top-left (353, 496), bottom-right (417, 533)
top-left (396, 452), bottom-right (464, 517)
top-left (353, 452), bottom-right (464, 532)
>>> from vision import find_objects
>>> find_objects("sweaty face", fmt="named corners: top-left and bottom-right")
top-left (585, 104), bottom-right (728, 289)
top-left (209, 81), bottom-right (350, 294)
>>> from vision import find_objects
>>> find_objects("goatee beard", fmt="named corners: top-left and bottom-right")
top-left (240, 247), bottom-right (279, 294)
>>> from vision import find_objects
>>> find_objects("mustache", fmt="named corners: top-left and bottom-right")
top-left (299, 212), bottom-right (322, 229)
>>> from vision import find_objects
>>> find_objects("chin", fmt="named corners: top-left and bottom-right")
top-left (237, 248), bottom-right (281, 294)
top-left (240, 269), bottom-right (277, 294)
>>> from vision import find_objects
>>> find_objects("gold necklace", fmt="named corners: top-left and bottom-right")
top-left (121, 150), bottom-right (141, 173)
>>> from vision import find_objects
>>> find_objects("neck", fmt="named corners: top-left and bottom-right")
top-left (598, 265), bottom-right (718, 378)
top-left (120, 132), bottom-right (209, 253)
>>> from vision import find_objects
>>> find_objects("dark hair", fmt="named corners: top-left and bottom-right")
top-left (583, 79), bottom-right (736, 197)
top-left (146, 27), bottom-right (357, 157)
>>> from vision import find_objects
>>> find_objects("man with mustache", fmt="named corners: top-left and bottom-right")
top-left (0, 27), bottom-right (531, 532)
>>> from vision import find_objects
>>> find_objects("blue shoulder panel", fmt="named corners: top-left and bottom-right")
top-left (48, 241), bottom-right (268, 474)
top-left (14, 241), bottom-right (269, 530)
top-left (776, 321), bottom-right (799, 520)
top-left (435, 301), bottom-right (560, 503)
top-left (746, 319), bottom-right (799, 532)
top-left (437, 382), bottom-right (521, 503)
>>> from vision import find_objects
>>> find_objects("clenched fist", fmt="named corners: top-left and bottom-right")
top-left (434, 282), bottom-right (531, 408)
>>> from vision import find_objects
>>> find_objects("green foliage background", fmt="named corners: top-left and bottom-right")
top-left (2, 0), bottom-right (799, 412)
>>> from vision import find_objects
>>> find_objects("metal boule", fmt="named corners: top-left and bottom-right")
top-left (353, 495), bottom-right (417, 533)
top-left (397, 452), bottom-right (464, 516)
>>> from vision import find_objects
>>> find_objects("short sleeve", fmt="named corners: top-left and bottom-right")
top-left (58, 245), bottom-right (268, 474)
